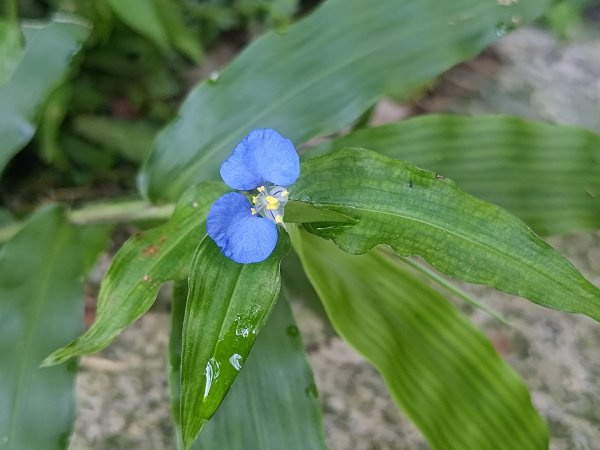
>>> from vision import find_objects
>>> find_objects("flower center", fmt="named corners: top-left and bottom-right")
top-left (250, 185), bottom-right (289, 224)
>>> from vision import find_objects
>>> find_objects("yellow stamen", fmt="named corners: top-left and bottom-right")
top-left (281, 190), bottom-right (288, 197)
top-left (257, 186), bottom-right (266, 192)
top-left (275, 215), bottom-right (283, 224)
top-left (252, 196), bottom-right (258, 204)
top-left (250, 208), bottom-right (257, 215)
top-left (265, 196), bottom-right (279, 210)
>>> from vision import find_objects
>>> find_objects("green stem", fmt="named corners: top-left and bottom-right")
top-left (0, 199), bottom-right (175, 243)
top-left (5, 0), bottom-right (18, 24)
top-left (69, 200), bottom-right (174, 225)
top-left (399, 256), bottom-right (510, 326)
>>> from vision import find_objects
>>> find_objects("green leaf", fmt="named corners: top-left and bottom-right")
top-left (37, 84), bottom-right (72, 169)
top-left (293, 230), bottom-right (549, 450)
top-left (106, 0), bottom-right (202, 61)
top-left (140, 0), bottom-right (549, 201)
top-left (280, 250), bottom-right (329, 321)
top-left (106, 0), bottom-right (170, 50)
top-left (0, 207), bottom-right (14, 226)
top-left (43, 182), bottom-right (228, 366)
top-left (0, 207), bottom-right (108, 450)
top-left (0, 20), bottom-right (22, 84)
top-left (0, 19), bottom-right (90, 174)
top-left (71, 115), bottom-right (156, 162)
top-left (180, 232), bottom-right (290, 449)
top-left (169, 281), bottom-right (187, 449)
top-left (312, 114), bottom-right (600, 236)
top-left (170, 284), bottom-right (328, 450)
top-left (153, 0), bottom-right (203, 62)
top-left (291, 148), bottom-right (600, 320)
top-left (545, 1), bottom-right (583, 37)
top-left (284, 200), bottom-right (357, 225)
top-left (195, 293), bottom-right (327, 449)
top-left (258, 0), bottom-right (300, 25)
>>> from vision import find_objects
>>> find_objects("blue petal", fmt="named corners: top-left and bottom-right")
top-left (207, 192), bottom-right (278, 264)
top-left (220, 128), bottom-right (300, 190)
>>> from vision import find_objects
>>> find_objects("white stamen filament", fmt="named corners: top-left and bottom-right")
top-left (251, 185), bottom-right (289, 224)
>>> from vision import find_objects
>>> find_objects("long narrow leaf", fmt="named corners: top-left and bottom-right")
top-left (105, 0), bottom-right (170, 50)
top-left (169, 281), bottom-right (187, 449)
top-left (293, 230), bottom-right (548, 450)
top-left (314, 114), bottom-right (600, 235)
top-left (170, 283), bottom-right (327, 450)
top-left (140, 0), bottom-right (549, 200)
top-left (0, 19), bottom-right (89, 173)
top-left (0, 207), bottom-right (107, 450)
top-left (43, 183), bottom-right (227, 366)
top-left (291, 148), bottom-right (600, 320)
top-left (195, 294), bottom-right (327, 449)
top-left (180, 233), bottom-right (289, 449)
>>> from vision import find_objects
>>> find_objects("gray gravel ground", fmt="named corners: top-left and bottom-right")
top-left (70, 26), bottom-right (600, 450)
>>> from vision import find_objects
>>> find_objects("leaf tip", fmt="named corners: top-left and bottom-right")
top-left (40, 349), bottom-right (69, 367)
top-left (40, 356), bottom-right (59, 368)
top-left (182, 420), bottom-right (206, 450)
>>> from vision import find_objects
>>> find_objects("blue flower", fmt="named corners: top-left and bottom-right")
top-left (207, 129), bottom-right (299, 264)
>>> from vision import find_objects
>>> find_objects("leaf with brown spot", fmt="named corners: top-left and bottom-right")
top-left (43, 182), bottom-right (228, 366)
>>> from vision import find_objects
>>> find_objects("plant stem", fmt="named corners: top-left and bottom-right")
top-left (399, 255), bottom-right (510, 326)
top-left (0, 199), bottom-right (175, 243)
top-left (69, 200), bottom-right (174, 225)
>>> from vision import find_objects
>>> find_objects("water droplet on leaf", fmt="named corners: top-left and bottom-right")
top-left (236, 326), bottom-right (250, 338)
top-left (229, 353), bottom-right (244, 371)
top-left (207, 71), bottom-right (220, 85)
top-left (204, 357), bottom-right (220, 399)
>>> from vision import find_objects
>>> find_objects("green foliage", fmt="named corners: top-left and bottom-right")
top-left (169, 282), bottom-right (188, 449)
top-left (0, 19), bottom-right (89, 174)
top-left (173, 288), bottom-right (327, 450)
top-left (283, 200), bottom-right (356, 225)
top-left (105, 0), bottom-right (171, 50)
top-left (293, 148), bottom-right (600, 320)
top-left (3, 0), bottom-right (600, 448)
top-left (313, 114), bottom-right (600, 236)
top-left (0, 207), bottom-right (107, 450)
top-left (544, 0), bottom-right (594, 36)
top-left (183, 0), bottom-right (300, 43)
top-left (140, 0), bottom-right (550, 201)
top-left (70, 115), bottom-right (156, 163)
top-left (5, 0), bottom-right (301, 186)
top-left (0, 20), bottom-right (21, 84)
top-left (180, 232), bottom-right (289, 448)
top-left (105, 0), bottom-right (202, 62)
top-left (293, 230), bottom-right (548, 450)
top-left (43, 183), bottom-right (228, 366)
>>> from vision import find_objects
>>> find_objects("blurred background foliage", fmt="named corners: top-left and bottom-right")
top-left (2, 0), bottom-right (314, 217)
top-left (545, 0), bottom-right (596, 35)
top-left (2, 0), bottom-right (598, 220)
